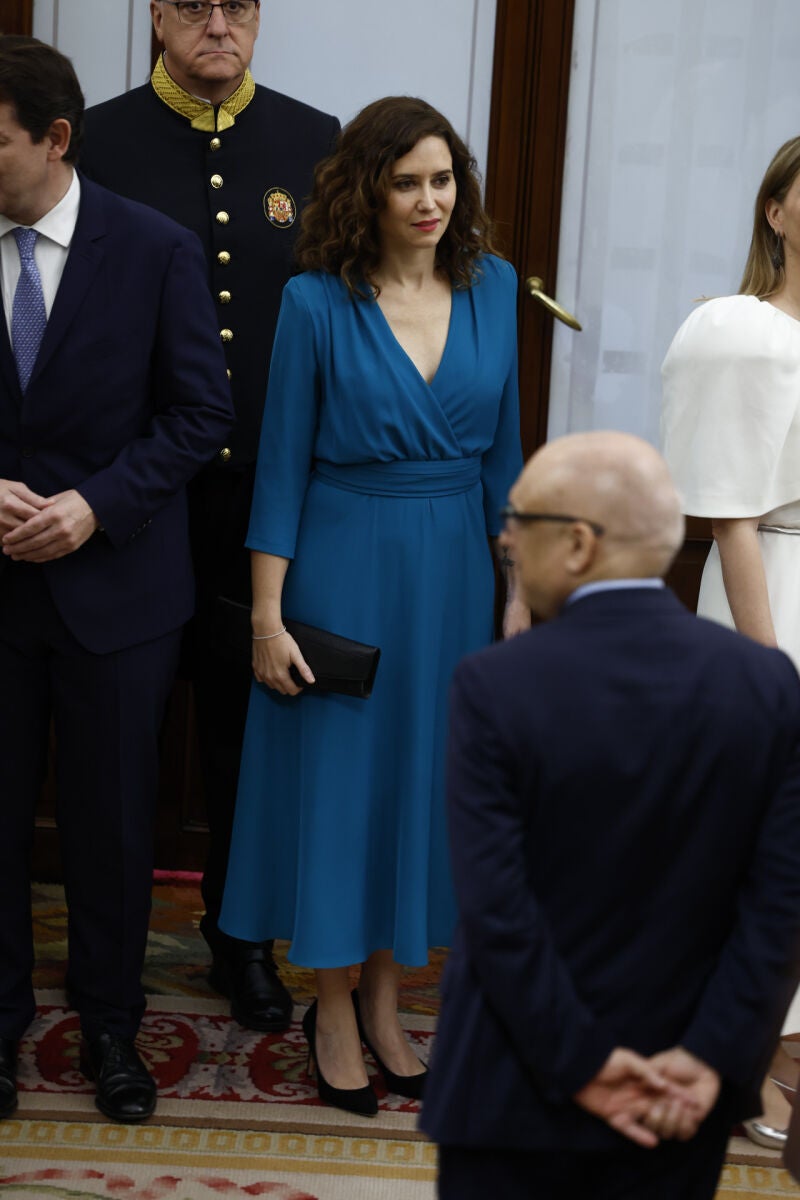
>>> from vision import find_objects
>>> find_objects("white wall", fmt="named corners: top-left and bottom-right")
top-left (33, 0), bottom-right (152, 96)
top-left (32, 0), bottom-right (498, 181)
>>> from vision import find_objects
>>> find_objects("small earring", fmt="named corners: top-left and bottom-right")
top-left (772, 229), bottom-right (784, 270)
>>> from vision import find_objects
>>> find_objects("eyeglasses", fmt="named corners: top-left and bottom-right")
top-left (162, 0), bottom-right (258, 25)
top-left (500, 505), bottom-right (606, 537)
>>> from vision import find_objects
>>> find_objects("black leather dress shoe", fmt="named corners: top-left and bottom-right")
top-left (80, 1033), bottom-right (156, 1123)
top-left (208, 944), bottom-right (293, 1032)
top-left (0, 1039), bottom-right (18, 1120)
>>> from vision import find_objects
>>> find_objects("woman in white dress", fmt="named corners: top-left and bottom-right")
top-left (662, 135), bottom-right (800, 1148)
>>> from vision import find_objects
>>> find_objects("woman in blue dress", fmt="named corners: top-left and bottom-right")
top-left (220, 96), bottom-right (527, 1115)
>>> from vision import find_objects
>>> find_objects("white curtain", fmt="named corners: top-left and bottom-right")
top-left (548, 0), bottom-right (800, 444)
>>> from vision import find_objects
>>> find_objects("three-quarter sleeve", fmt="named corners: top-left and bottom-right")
top-left (246, 279), bottom-right (321, 559)
top-left (661, 295), bottom-right (800, 518)
top-left (480, 258), bottom-right (524, 535)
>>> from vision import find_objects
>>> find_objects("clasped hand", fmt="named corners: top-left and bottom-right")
top-left (574, 1046), bottom-right (721, 1149)
top-left (0, 479), bottom-right (99, 562)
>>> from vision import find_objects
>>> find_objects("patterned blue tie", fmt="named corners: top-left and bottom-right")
top-left (11, 227), bottom-right (47, 392)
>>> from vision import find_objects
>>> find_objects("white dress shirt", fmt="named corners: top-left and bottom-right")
top-left (0, 169), bottom-right (81, 339)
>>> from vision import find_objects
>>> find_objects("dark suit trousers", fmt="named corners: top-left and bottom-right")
top-left (0, 562), bottom-right (180, 1041)
top-left (185, 466), bottom-right (258, 953)
top-left (438, 1103), bottom-right (733, 1200)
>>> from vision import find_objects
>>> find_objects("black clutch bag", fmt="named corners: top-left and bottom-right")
top-left (216, 597), bottom-right (380, 699)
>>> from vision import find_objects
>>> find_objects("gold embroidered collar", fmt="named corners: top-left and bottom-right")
top-left (151, 54), bottom-right (255, 132)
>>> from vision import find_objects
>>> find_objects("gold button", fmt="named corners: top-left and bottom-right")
top-left (216, 211), bottom-right (229, 225)
top-left (210, 137), bottom-right (221, 151)
top-left (218, 290), bottom-right (231, 304)
top-left (226, 368), bottom-right (232, 380)
top-left (219, 447), bottom-right (232, 462)
top-left (220, 328), bottom-right (233, 343)
top-left (210, 174), bottom-right (223, 189)
top-left (217, 250), bottom-right (231, 265)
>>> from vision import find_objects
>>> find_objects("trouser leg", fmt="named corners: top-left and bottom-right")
top-left (53, 621), bottom-right (180, 1039)
top-left (194, 636), bottom-right (253, 951)
top-left (186, 465), bottom-right (266, 952)
top-left (438, 1144), bottom-right (563, 1198)
top-left (0, 565), bottom-right (52, 1040)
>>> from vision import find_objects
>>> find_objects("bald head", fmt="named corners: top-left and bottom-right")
top-left (503, 432), bottom-right (684, 617)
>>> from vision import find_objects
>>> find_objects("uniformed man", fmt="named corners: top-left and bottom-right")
top-left (80, 0), bottom-right (339, 1032)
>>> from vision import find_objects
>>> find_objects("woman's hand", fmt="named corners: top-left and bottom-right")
top-left (252, 628), bottom-right (316, 695)
top-left (491, 535), bottom-right (531, 639)
top-left (503, 595), bottom-right (531, 639)
top-left (249, 552), bottom-right (315, 695)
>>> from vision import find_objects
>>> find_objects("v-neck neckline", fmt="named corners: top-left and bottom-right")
top-left (372, 288), bottom-right (456, 390)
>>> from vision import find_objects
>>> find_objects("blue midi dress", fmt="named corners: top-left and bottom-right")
top-left (219, 253), bottom-right (522, 967)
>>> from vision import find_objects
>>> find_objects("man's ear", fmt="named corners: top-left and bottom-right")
top-left (46, 119), bottom-right (72, 162)
top-left (564, 521), bottom-right (600, 576)
top-left (151, 0), bottom-right (166, 44)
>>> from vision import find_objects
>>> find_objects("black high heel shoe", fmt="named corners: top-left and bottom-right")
top-left (352, 990), bottom-right (427, 1100)
top-left (301, 1000), bottom-right (378, 1117)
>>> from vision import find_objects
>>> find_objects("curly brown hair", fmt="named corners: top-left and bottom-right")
top-left (295, 95), bottom-right (500, 297)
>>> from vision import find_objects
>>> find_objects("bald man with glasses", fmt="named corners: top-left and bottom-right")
top-left (80, 0), bottom-right (339, 1035)
top-left (422, 432), bottom-right (800, 1199)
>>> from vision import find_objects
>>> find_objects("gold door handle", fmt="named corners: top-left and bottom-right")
top-left (525, 276), bottom-right (582, 331)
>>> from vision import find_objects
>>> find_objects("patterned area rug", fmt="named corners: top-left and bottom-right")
top-left (3, 882), bottom-right (796, 1199)
top-left (0, 884), bottom-right (437, 1198)
top-left (1, 991), bottom-right (435, 1198)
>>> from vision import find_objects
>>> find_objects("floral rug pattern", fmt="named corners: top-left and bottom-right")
top-left (19, 997), bottom-right (432, 1115)
top-left (0, 1169), bottom-right (316, 1199)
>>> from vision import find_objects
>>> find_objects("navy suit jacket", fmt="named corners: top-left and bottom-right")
top-left (421, 587), bottom-right (800, 1152)
top-left (0, 174), bottom-right (233, 653)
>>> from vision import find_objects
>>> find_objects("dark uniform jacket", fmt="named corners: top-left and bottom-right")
top-left (81, 76), bottom-right (339, 470)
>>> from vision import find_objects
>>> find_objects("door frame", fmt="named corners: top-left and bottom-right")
top-left (2, 1), bottom-right (33, 33)
top-left (485, 0), bottom-right (576, 458)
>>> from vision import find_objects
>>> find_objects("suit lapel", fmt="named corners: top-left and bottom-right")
top-left (27, 174), bottom-right (107, 390)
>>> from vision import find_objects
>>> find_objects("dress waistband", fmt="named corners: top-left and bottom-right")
top-left (313, 459), bottom-right (482, 497)
top-left (758, 524), bottom-right (800, 536)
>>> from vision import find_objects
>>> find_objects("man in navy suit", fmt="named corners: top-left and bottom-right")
top-left (0, 37), bottom-right (232, 1124)
top-left (421, 432), bottom-right (800, 1198)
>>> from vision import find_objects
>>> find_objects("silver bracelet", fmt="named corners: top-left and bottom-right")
top-left (252, 625), bottom-right (287, 641)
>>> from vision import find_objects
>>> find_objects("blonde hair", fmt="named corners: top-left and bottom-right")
top-left (739, 136), bottom-right (800, 297)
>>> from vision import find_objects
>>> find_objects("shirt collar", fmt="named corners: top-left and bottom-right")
top-left (0, 169), bottom-right (81, 248)
top-left (564, 578), bottom-right (665, 607)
